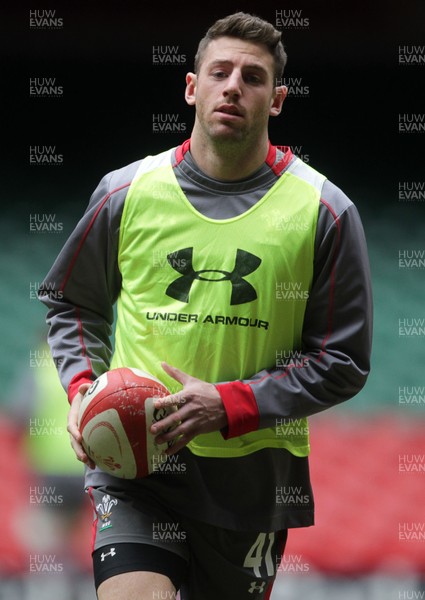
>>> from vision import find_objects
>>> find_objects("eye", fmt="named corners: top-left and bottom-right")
top-left (244, 73), bottom-right (262, 85)
top-left (211, 70), bottom-right (227, 79)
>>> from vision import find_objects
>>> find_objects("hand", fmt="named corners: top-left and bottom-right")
top-left (67, 382), bottom-right (96, 469)
top-left (150, 362), bottom-right (228, 455)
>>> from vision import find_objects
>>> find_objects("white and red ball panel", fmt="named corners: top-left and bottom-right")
top-left (78, 367), bottom-right (175, 479)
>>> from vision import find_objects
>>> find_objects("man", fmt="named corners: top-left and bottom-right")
top-left (39, 11), bottom-right (373, 600)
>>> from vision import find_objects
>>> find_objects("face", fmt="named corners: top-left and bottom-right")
top-left (185, 36), bottom-right (286, 148)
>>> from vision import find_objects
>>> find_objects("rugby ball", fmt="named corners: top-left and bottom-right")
top-left (78, 367), bottom-right (176, 479)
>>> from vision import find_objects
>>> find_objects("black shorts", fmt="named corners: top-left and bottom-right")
top-left (88, 484), bottom-right (288, 600)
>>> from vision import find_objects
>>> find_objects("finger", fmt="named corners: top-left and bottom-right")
top-left (154, 409), bottom-right (193, 443)
top-left (68, 428), bottom-right (96, 468)
top-left (68, 400), bottom-right (83, 442)
top-left (68, 391), bottom-right (95, 468)
top-left (160, 419), bottom-right (194, 454)
top-left (153, 393), bottom-right (185, 410)
top-left (78, 443), bottom-right (96, 469)
top-left (161, 362), bottom-right (192, 386)
top-left (68, 421), bottom-right (83, 443)
top-left (78, 382), bottom-right (92, 394)
top-left (70, 435), bottom-right (89, 463)
top-left (150, 406), bottom-right (183, 435)
top-left (163, 435), bottom-right (190, 456)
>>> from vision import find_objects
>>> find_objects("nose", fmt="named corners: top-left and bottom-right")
top-left (223, 70), bottom-right (242, 98)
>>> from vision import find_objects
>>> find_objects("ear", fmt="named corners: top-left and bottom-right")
top-left (185, 72), bottom-right (197, 106)
top-left (269, 85), bottom-right (288, 117)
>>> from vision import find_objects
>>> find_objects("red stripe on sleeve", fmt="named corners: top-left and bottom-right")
top-left (241, 199), bottom-right (341, 391)
top-left (215, 381), bottom-right (259, 439)
top-left (59, 182), bottom-right (131, 292)
top-left (67, 306), bottom-right (96, 402)
top-left (317, 198), bottom-right (341, 360)
top-left (65, 306), bottom-right (96, 402)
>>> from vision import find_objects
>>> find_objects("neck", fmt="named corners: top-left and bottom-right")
top-left (189, 128), bottom-right (270, 181)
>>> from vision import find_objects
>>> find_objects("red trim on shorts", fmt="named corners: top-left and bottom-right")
top-left (264, 579), bottom-right (275, 600)
top-left (87, 486), bottom-right (98, 553)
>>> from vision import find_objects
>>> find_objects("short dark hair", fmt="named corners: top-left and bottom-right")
top-left (194, 12), bottom-right (287, 81)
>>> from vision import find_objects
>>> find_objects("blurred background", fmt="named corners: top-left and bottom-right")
top-left (1, 0), bottom-right (424, 598)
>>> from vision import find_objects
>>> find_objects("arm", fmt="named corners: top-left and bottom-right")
top-left (218, 180), bottom-right (373, 436)
top-left (38, 163), bottom-right (139, 401)
top-left (38, 162), bottom-right (139, 462)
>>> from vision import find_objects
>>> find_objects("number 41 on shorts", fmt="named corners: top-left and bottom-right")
top-left (243, 532), bottom-right (276, 578)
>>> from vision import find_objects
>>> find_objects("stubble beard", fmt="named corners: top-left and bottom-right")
top-left (202, 116), bottom-right (262, 159)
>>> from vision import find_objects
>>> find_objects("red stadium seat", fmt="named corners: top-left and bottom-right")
top-left (283, 413), bottom-right (425, 576)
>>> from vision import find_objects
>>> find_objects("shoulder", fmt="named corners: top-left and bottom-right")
top-left (287, 155), bottom-right (353, 218)
top-left (285, 155), bottom-right (327, 195)
top-left (101, 147), bottom-right (176, 193)
top-left (320, 179), bottom-right (354, 220)
top-left (289, 160), bottom-right (366, 252)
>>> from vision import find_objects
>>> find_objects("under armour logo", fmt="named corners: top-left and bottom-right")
top-left (100, 548), bottom-right (116, 561)
top-left (165, 247), bottom-right (261, 305)
top-left (248, 580), bottom-right (266, 594)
